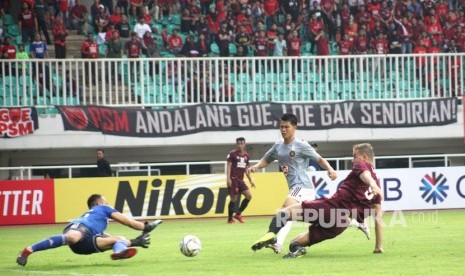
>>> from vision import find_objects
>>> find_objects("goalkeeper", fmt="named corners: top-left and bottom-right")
top-left (17, 194), bottom-right (162, 266)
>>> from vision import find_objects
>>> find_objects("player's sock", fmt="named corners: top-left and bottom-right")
top-left (238, 198), bottom-right (250, 214)
top-left (289, 241), bottom-right (303, 253)
top-left (228, 201), bottom-right (235, 221)
top-left (30, 235), bottom-right (67, 252)
top-left (113, 240), bottom-right (129, 253)
top-left (276, 221), bottom-right (292, 248)
top-left (268, 211), bottom-right (288, 234)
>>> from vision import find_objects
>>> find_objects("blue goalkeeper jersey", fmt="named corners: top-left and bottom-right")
top-left (70, 205), bottom-right (117, 235)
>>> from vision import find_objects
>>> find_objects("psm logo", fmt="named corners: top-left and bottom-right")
top-left (419, 172), bottom-right (449, 204)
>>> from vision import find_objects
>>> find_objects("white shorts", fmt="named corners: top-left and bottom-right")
top-left (287, 187), bottom-right (316, 203)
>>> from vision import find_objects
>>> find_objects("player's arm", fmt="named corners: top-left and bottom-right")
top-left (245, 168), bottom-right (255, 188)
top-left (373, 203), bottom-right (384, 253)
top-left (359, 170), bottom-right (383, 201)
top-left (226, 161), bottom-right (232, 188)
top-left (247, 158), bottom-right (270, 173)
top-left (110, 211), bottom-right (145, 231)
top-left (317, 157), bottom-right (337, 180)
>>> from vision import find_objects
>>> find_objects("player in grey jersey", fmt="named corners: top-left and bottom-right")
top-left (247, 113), bottom-right (337, 253)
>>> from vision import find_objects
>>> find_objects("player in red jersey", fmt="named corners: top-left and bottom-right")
top-left (252, 143), bottom-right (383, 258)
top-left (226, 137), bottom-right (255, 223)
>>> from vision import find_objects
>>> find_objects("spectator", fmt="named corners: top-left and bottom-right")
top-left (58, 0), bottom-right (69, 28)
top-left (195, 16), bottom-right (211, 42)
top-left (109, 6), bottom-right (123, 25)
top-left (263, 0), bottom-right (279, 29)
top-left (180, 8), bottom-right (194, 33)
top-left (2, 36), bottom-right (16, 59)
top-left (125, 32), bottom-right (142, 80)
top-left (106, 30), bottom-right (123, 58)
top-left (90, 0), bottom-right (107, 25)
top-left (217, 21), bottom-right (231, 57)
top-left (252, 29), bottom-right (267, 72)
top-left (52, 17), bottom-right (68, 59)
top-left (30, 33), bottom-right (49, 58)
top-left (283, 0), bottom-right (300, 23)
top-left (94, 4), bottom-right (110, 31)
top-left (116, 0), bottom-right (130, 16)
top-left (142, 31), bottom-right (160, 76)
top-left (353, 29), bottom-right (369, 54)
top-left (266, 23), bottom-right (279, 56)
top-left (219, 76), bottom-right (234, 102)
top-left (34, 0), bottom-right (52, 45)
top-left (18, 1), bottom-right (37, 45)
top-left (71, 0), bottom-right (88, 35)
top-left (196, 33), bottom-right (211, 57)
top-left (130, 0), bottom-right (144, 20)
top-left (117, 14), bottom-right (131, 45)
top-left (101, 0), bottom-right (114, 14)
top-left (160, 24), bottom-right (169, 49)
top-left (167, 29), bottom-right (183, 54)
top-left (15, 44), bottom-right (30, 73)
top-left (141, 5), bottom-right (153, 24)
top-left (134, 16), bottom-right (152, 39)
top-left (272, 32), bottom-right (287, 72)
top-left (96, 149), bottom-right (112, 177)
top-left (81, 34), bottom-right (99, 85)
top-left (106, 30), bottom-right (123, 83)
top-left (234, 25), bottom-right (251, 56)
top-left (180, 34), bottom-right (199, 57)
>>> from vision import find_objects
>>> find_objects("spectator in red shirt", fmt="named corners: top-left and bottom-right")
top-left (58, 0), bottom-right (69, 28)
top-left (81, 34), bottom-right (99, 85)
top-left (426, 16), bottom-right (443, 45)
top-left (2, 36), bottom-right (16, 59)
top-left (130, 0), bottom-right (144, 19)
top-left (337, 33), bottom-right (353, 79)
top-left (52, 17), bottom-right (68, 58)
top-left (71, 0), bottom-right (88, 35)
top-left (353, 29), bottom-right (369, 54)
top-left (109, 6), bottom-right (123, 25)
top-left (252, 29), bottom-right (267, 72)
top-left (167, 28), bottom-right (183, 54)
top-left (263, 0), bottom-right (279, 29)
top-left (18, 1), bottom-right (37, 45)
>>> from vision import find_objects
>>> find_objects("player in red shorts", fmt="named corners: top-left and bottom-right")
top-left (251, 143), bottom-right (384, 258)
top-left (226, 137), bottom-right (255, 223)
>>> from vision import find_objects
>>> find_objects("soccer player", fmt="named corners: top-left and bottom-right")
top-left (247, 113), bottom-right (337, 253)
top-left (16, 194), bottom-right (162, 266)
top-left (96, 148), bottom-right (112, 177)
top-left (227, 137), bottom-right (255, 223)
top-left (251, 143), bottom-right (384, 258)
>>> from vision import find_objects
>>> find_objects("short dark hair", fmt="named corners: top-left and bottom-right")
top-left (87, 194), bottom-right (102, 208)
top-left (281, 113), bottom-right (298, 126)
top-left (310, 143), bottom-right (318, 148)
top-left (236, 137), bottom-right (245, 143)
top-left (97, 148), bottom-right (104, 153)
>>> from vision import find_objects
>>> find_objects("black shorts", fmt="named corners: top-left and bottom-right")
top-left (64, 223), bottom-right (102, 255)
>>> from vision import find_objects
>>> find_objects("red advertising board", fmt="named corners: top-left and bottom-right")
top-left (0, 180), bottom-right (55, 226)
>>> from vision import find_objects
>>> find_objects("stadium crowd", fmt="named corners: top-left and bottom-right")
top-left (1, 0), bottom-right (465, 60)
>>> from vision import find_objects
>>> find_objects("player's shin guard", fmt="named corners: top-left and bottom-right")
top-left (30, 234), bottom-right (67, 252)
top-left (268, 211), bottom-right (288, 234)
top-left (276, 221), bottom-right (292, 247)
top-left (228, 201), bottom-right (235, 220)
top-left (238, 198), bottom-right (250, 214)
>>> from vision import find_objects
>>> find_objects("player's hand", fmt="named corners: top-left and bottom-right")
top-left (131, 233), bottom-right (150, 248)
top-left (328, 170), bottom-right (337, 180)
top-left (373, 247), bottom-right (384, 254)
top-left (143, 219), bottom-right (163, 234)
top-left (250, 181), bottom-right (256, 188)
top-left (247, 165), bottom-right (258, 174)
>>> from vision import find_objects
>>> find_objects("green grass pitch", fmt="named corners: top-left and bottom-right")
top-left (1, 210), bottom-right (464, 276)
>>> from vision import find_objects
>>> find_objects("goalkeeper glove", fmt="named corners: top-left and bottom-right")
top-left (143, 219), bottom-right (163, 234)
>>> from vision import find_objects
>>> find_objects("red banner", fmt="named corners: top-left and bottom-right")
top-left (0, 180), bottom-right (55, 225)
top-left (0, 107), bottom-right (39, 138)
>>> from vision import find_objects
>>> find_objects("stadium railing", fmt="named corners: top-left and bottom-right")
top-left (0, 53), bottom-right (463, 109)
top-left (1, 153), bottom-right (464, 180)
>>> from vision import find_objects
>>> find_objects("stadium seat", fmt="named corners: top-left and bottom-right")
top-left (7, 25), bottom-right (20, 37)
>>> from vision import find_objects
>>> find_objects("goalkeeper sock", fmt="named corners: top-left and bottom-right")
top-left (228, 201), bottom-right (235, 220)
top-left (30, 235), bottom-right (67, 253)
top-left (113, 240), bottom-right (129, 253)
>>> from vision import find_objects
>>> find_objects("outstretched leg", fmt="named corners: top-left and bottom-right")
top-left (17, 234), bottom-right (68, 266)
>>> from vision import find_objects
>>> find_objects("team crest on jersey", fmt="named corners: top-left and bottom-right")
top-left (289, 150), bottom-right (295, 157)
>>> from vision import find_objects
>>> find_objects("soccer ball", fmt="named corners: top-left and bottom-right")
top-left (179, 235), bottom-right (201, 257)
